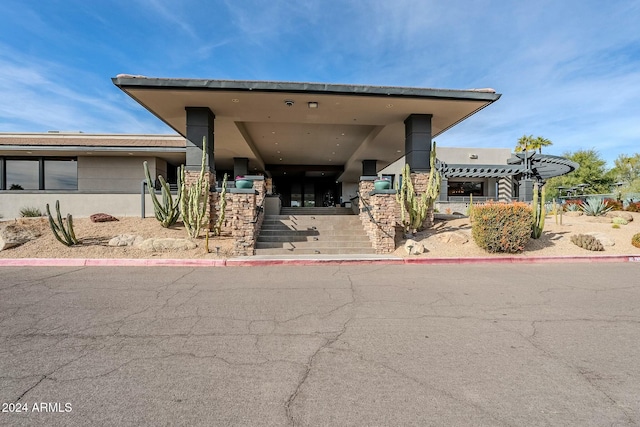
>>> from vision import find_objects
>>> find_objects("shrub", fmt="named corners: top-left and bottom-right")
top-left (20, 207), bottom-right (43, 217)
top-left (580, 197), bottom-right (611, 216)
top-left (570, 234), bottom-right (604, 251)
top-left (471, 202), bottom-right (532, 253)
top-left (612, 224), bottom-right (620, 229)
top-left (612, 217), bottom-right (628, 225)
top-left (632, 233), bottom-right (640, 249)
top-left (626, 202), bottom-right (640, 212)
top-left (604, 199), bottom-right (623, 211)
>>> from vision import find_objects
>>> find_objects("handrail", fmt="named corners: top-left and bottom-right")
top-left (356, 191), bottom-right (394, 238)
top-left (252, 191), bottom-right (266, 223)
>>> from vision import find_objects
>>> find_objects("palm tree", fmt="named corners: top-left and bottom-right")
top-left (515, 135), bottom-right (553, 153)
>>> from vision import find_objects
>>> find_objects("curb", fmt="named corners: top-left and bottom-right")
top-left (1, 255), bottom-right (639, 267)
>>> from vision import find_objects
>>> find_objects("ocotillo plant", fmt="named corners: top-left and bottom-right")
top-left (143, 161), bottom-right (181, 227)
top-left (46, 200), bottom-right (79, 246)
top-left (213, 173), bottom-right (228, 236)
top-left (531, 182), bottom-right (546, 239)
top-left (396, 141), bottom-right (441, 234)
top-left (180, 137), bottom-right (209, 239)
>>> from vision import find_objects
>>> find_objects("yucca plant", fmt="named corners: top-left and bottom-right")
top-left (565, 203), bottom-right (581, 212)
top-left (580, 197), bottom-right (612, 217)
top-left (20, 207), bottom-right (43, 217)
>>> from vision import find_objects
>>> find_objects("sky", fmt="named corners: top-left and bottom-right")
top-left (1, 0), bottom-right (639, 166)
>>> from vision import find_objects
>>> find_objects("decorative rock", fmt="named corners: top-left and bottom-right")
top-left (0, 223), bottom-right (41, 251)
top-left (108, 234), bottom-right (144, 247)
top-left (404, 239), bottom-right (426, 255)
top-left (585, 216), bottom-right (612, 223)
top-left (605, 211), bottom-right (633, 222)
top-left (90, 213), bottom-right (119, 223)
top-left (138, 238), bottom-right (197, 252)
top-left (435, 231), bottom-right (470, 244)
top-left (564, 211), bottom-right (583, 217)
top-left (584, 232), bottom-right (615, 246)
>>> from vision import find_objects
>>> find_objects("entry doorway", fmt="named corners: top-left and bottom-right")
top-left (273, 174), bottom-right (340, 208)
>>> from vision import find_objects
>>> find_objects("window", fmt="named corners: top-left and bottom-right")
top-left (45, 158), bottom-right (77, 190)
top-left (1, 157), bottom-right (77, 190)
top-left (448, 181), bottom-right (484, 197)
top-left (5, 159), bottom-right (39, 190)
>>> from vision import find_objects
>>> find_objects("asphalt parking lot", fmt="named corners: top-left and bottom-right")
top-left (1, 263), bottom-right (639, 426)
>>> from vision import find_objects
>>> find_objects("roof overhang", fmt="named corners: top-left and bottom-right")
top-left (112, 76), bottom-right (501, 181)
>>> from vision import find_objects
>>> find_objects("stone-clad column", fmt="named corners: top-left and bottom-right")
top-left (368, 192), bottom-right (398, 254)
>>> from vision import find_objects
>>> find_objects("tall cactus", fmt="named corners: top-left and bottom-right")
top-left (213, 173), bottom-right (228, 236)
top-left (46, 200), bottom-right (79, 246)
top-left (143, 161), bottom-right (181, 227)
top-left (180, 137), bottom-right (209, 239)
top-left (396, 141), bottom-right (441, 234)
top-left (531, 182), bottom-right (546, 239)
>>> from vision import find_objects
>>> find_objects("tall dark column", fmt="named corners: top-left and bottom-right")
top-left (404, 114), bottom-right (432, 172)
top-left (234, 157), bottom-right (249, 178)
top-left (185, 107), bottom-right (215, 172)
top-left (362, 160), bottom-right (377, 177)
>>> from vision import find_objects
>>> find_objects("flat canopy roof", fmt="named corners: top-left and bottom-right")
top-left (112, 76), bottom-right (501, 181)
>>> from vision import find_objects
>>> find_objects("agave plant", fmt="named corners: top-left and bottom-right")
top-left (580, 197), bottom-right (612, 217)
top-left (565, 203), bottom-right (581, 212)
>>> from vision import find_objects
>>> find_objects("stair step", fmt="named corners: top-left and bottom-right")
top-left (254, 247), bottom-right (376, 255)
top-left (256, 239), bottom-right (371, 248)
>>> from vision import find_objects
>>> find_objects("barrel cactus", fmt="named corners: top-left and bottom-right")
top-left (632, 233), bottom-right (640, 249)
top-left (570, 234), bottom-right (604, 251)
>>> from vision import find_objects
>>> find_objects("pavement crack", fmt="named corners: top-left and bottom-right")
top-left (284, 318), bottom-right (352, 426)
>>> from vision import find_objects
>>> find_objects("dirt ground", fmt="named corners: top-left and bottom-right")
top-left (1, 211), bottom-right (639, 259)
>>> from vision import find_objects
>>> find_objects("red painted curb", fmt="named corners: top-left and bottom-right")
top-left (0, 255), bottom-right (638, 267)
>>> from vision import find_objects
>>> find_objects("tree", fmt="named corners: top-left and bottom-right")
top-left (545, 149), bottom-right (614, 199)
top-left (515, 135), bottom-right (553, 154)
top-left (610, 153), bottom-right (640, 198)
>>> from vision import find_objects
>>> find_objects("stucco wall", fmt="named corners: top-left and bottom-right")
top-left (0, 192), bottom-right (160, 219)
top-left (78, 156), bottom-right (159, 192)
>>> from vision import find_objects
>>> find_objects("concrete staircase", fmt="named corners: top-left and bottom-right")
top-left (255, 207), bottom-right (374, 255)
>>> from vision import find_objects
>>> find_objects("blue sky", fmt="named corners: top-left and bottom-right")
top-left (1, 0), bottom-right (639, 166)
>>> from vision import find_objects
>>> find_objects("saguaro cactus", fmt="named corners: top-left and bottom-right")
top-left (46, 200), bottom-right (79, 246)
top-left (143, 161), bottom-right (181, 227)
top-left (180, 137), bottom-right (209, 239)
top-left (396, 141), bottom-right (441, 234)
top-left (531, 182), bottom-right (546, 239)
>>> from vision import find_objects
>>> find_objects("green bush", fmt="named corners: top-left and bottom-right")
top-left (471, 202), bottom-right (532, 253)
top-left (632, 233), bottom-right (640, 249)
top-left (20, 207), bottom-right (43, 217)
top-left (612, 224), bottom-right (620, 229)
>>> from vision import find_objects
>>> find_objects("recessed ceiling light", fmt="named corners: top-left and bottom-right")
top-left (272, 131), bottom-right (276, 134)
top-left (308, 101), bottom-right (318, 109)
top-left (279, 157), bottom-right (283, 161)
top-left (397, 150), bottom-right (402, 153)
top-left (232, 98), bottom-right (239, 103)
top-left (332, 152), bottom-right (335, 155)
top-left (336, 143), bottom-right (340, 147)
top-left (341, 133), bottom-right (345, 136)
top-left (277, 150), bottom-right (281, 153)
top-left (386, 104), bottom-right (393, 108)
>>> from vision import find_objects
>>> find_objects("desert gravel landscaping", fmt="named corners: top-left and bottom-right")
top-left (1, 210), bottom-right (639, 259)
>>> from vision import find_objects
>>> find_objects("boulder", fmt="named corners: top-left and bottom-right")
top-left (605, 211), bottom-right (633, 222)
top-left (435, 231), bottom-right (470, 244)
top-left (564, 211), bottom-right (583, 217)
top-left (584, 232), bottom-right (615, 247)
top-left (585, 216), bottom-right (612, 224)
top-left (0, 223), bottom-right (41, 251)
top-left (403, 239), bottom-right (426, 255)
top-left (90, 213), bottom-right (119, 223)
top-left (108, 234), bottom-right (144, 247)
top-left (138, 238), bottom-right (197, 252)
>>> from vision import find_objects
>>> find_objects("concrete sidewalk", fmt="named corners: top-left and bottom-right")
top-left (1, 263), bottom-right (639, 426)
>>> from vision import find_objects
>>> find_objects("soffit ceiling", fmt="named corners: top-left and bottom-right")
top-left (114, 78), bottom-right (500, 182)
